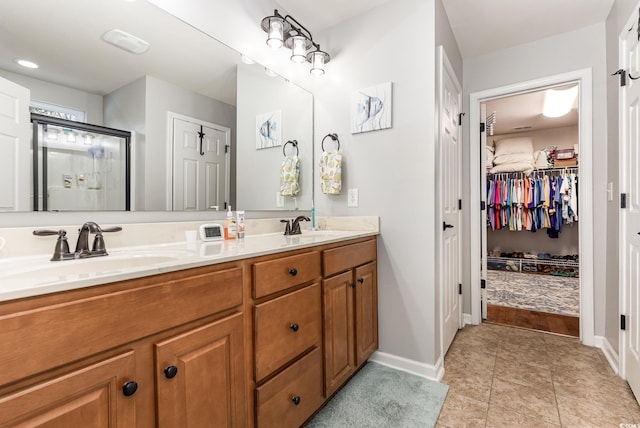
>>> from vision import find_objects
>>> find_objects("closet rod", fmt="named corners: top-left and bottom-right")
top-left (487, 166), bottom-right (578, 178)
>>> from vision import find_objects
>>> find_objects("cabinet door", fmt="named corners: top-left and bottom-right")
top-left (322, 271), bottom-right (355, 397)
top-left (354, 262), bottom-right (378, 366)
top-left (0, 351), bottom-right (136, 427)
top-left (155, 313), bottom-right (246, 428)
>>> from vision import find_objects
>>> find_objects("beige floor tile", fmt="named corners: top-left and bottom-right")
top-left (486, 404), bottom-right (560, 427)
top-left (442, 372), bottom-right (493, 403)
top-left (493, 355), bottom-right (553, 390)
top-left (556, 393), bottom-right (632, 427)
top-left (436, 391), bottom-right (488, 428)
top-left (553, 370), bottom-right (631, 415)
top-left (489, 378), bottom-right (559, 425)
top-left (496, 342), bottom-right (552, 369)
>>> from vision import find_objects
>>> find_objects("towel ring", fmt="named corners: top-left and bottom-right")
top-left (283, 140), bottom-right (299, 156)
top-left (321, 133), bottom-right (340, 151)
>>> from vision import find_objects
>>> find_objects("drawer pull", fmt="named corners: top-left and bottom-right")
top-left (358, 277), bottom-right (365, 284)
top-left (164, 365), bottom-right (178, 379)
top-left (290, 323), bottom-right (300, 332)
top-left (122, 381), bottom-right (138, 397)
top-left (289, 268), bottom-right (298, 276)
top-left (292, 395), bottom-right (301, 405)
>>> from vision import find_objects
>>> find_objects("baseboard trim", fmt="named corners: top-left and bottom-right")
top-left (369, 351), bottom-right (444, 382)
top-left (463, 313), bottom-right (473, 327)
top-left (594, 335), bottom-right (619, 374)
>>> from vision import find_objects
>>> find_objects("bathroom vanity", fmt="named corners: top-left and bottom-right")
top-left (0, 227), bottom-right (378, 427)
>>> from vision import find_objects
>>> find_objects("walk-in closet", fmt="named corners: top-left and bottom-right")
top-left (482, 84), bottom-right (580, 336)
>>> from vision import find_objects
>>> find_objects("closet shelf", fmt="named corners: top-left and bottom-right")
top-left (487, 256), bottom-right (579, 277)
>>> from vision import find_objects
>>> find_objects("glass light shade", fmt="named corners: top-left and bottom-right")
top-left (543, 86), bottom-right (578, 118)
top-left (309, 51), bottom-right (326, 77)
top-left (290, 36), bottom-right (308, 63)
top-left (266, 19), bottom-right (284, 49)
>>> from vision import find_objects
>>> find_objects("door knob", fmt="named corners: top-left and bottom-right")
top-left (443, 222), bottom-right (454, 231)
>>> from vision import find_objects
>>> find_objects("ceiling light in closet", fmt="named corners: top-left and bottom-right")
top-left (543, 86), bottom-right (578, 118)
top-left (15, 59), bottom-right (38, 69)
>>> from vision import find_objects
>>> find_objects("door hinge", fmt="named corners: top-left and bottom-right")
top-left (458, 199), bottom-right (462, 210)
top-left (480, 201), bottom-right (486, 211)
top-left (480, 279), bottom-right (486, 289)
top-left (480, 122), bottom-right (486, 133)
top-left (621, 314), bottom-right (627, 331)
top-left (621, 193), bottom-right (627, 209)
top-left (458, 112), bottom-right (465, 126)
top-left (458, 283), bottom-right (462, 295)
top-left (612, 69), bottom-right (627, 87)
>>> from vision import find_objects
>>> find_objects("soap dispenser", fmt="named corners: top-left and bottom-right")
top-left (225, 206), bottom-right (237, 240)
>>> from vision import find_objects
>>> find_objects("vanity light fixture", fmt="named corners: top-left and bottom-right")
top-left (261, 9), bottom-right (331, 77)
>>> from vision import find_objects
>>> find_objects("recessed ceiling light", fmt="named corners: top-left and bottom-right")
top-left (241, 54), bottom-right (255, 64)
top-left (102, 29), bottom-right (150, 54)
top-left (15, 59), bottom-right (38, 69)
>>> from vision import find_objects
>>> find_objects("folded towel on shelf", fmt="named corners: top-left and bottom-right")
top-left (319, 151), bottom-right (342, 195)
top-left (280, 155), bottom-right (300, 196)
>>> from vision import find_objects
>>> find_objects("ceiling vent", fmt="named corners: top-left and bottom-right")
top-left (512, 125), bottom-right (533, 131)
top-left (102, 29), bottom-right (150, 54)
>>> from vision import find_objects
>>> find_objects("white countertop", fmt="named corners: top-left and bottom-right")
top-left (0, 229), bottom-right (376, 302)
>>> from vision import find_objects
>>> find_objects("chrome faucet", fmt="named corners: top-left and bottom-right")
top-left (34, 222), bottom-right (122, 261)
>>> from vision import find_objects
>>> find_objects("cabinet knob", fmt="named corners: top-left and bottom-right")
top-left (290, 323), bottom-right (299, 332)
top-left (164, 365), bottom-right (178, 379)
top-left (122, 381), bottom-right (138, 397)
top-left (292, 395), bottom-right (301, 405)
top-left (358, 277), bottom-right (365, 284)
top-left (349, 282), bottom-right (356, 288)
top-left (289, 268), bottom-right (298, 276)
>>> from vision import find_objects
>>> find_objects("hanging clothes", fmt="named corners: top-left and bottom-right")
top-left (486, 169), bottom-right (578, 238)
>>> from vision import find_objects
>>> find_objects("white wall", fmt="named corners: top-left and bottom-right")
top-left (0, 70), bottom-right (103, 124)
top-left (308, 0), bottom-right (444, 368)
top-left (462, 23), bottom-right (609, 336)
top-left (236, 63), bottom-right (313, 211)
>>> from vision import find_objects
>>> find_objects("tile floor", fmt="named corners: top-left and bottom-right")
top-left (437, 323), bottom-right (640, 427)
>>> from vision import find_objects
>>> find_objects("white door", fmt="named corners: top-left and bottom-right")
top-left (480, 103), bottom-right (488, 320)
top-left (0, 76), bottom-right (30, 211)
top-left (173, 117), bottom-right (229, 211)
top-left (620, 11), bottom-right (640, 401)
top-left (439, 47), bottom-right (462, 354)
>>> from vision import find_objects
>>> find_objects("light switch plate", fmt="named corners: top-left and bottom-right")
top-left (276, 192), bottom-right (284, 207)
top-left (348, 188), bottom-right (359, 207)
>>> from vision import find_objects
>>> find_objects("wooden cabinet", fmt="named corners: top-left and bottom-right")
top-left (0, 235), bottom-right (377, 427)
top-left (0, 263), bottom-right (245, 427)
top-left (0, 351), bottom-right (136, 427)
top-left (322, 240), bottom-right (378, 397)
top-left (155, 313), bottom-right (246, 428)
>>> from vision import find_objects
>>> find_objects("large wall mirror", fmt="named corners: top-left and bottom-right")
top-left (0, 0), bottom-right (313, 213)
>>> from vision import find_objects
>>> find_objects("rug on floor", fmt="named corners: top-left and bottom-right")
top-left (305, 362), bottom-right (448, 428)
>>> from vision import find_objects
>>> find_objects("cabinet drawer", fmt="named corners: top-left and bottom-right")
top-left (254, 283), bottom-right (322, 382)
top-left (323, 239), bottom-right (377, 276)
top-left (0, 266), bottom-right (243, 385)
top-left (255, 347), bottom-right (324, 428)
top-left (253, 251), bottom-right (320, 298)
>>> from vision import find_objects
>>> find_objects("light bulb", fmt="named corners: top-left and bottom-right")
top-left (267, 19), bottom-right (284, 49)
top-left (290, 36), bottom-right (307, 63)
top-left (310, 51), bottom-right (325, 77)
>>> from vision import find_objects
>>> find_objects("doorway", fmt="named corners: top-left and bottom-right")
top-left (469, 69), bottom-right (595, 345)
top-left (481, 86), bottom-right (580, 336)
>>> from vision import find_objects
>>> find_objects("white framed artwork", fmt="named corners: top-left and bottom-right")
top-left (256, 110), bottom-right (282, 149)
top-left (351, 82), bottom-right (392, 134)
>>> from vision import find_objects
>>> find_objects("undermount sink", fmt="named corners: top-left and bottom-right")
top-left (0, 248), bottom-right (195, 282)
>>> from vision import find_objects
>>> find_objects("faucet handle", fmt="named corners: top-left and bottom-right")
top-left (280, 219), bottom-right (292, 236)
top-left (33, 229), bottom-right (73, 261)
top-left (100, 226), bottom-right (122, 233)
top-left (91, 226), bottom-right (121, 255)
